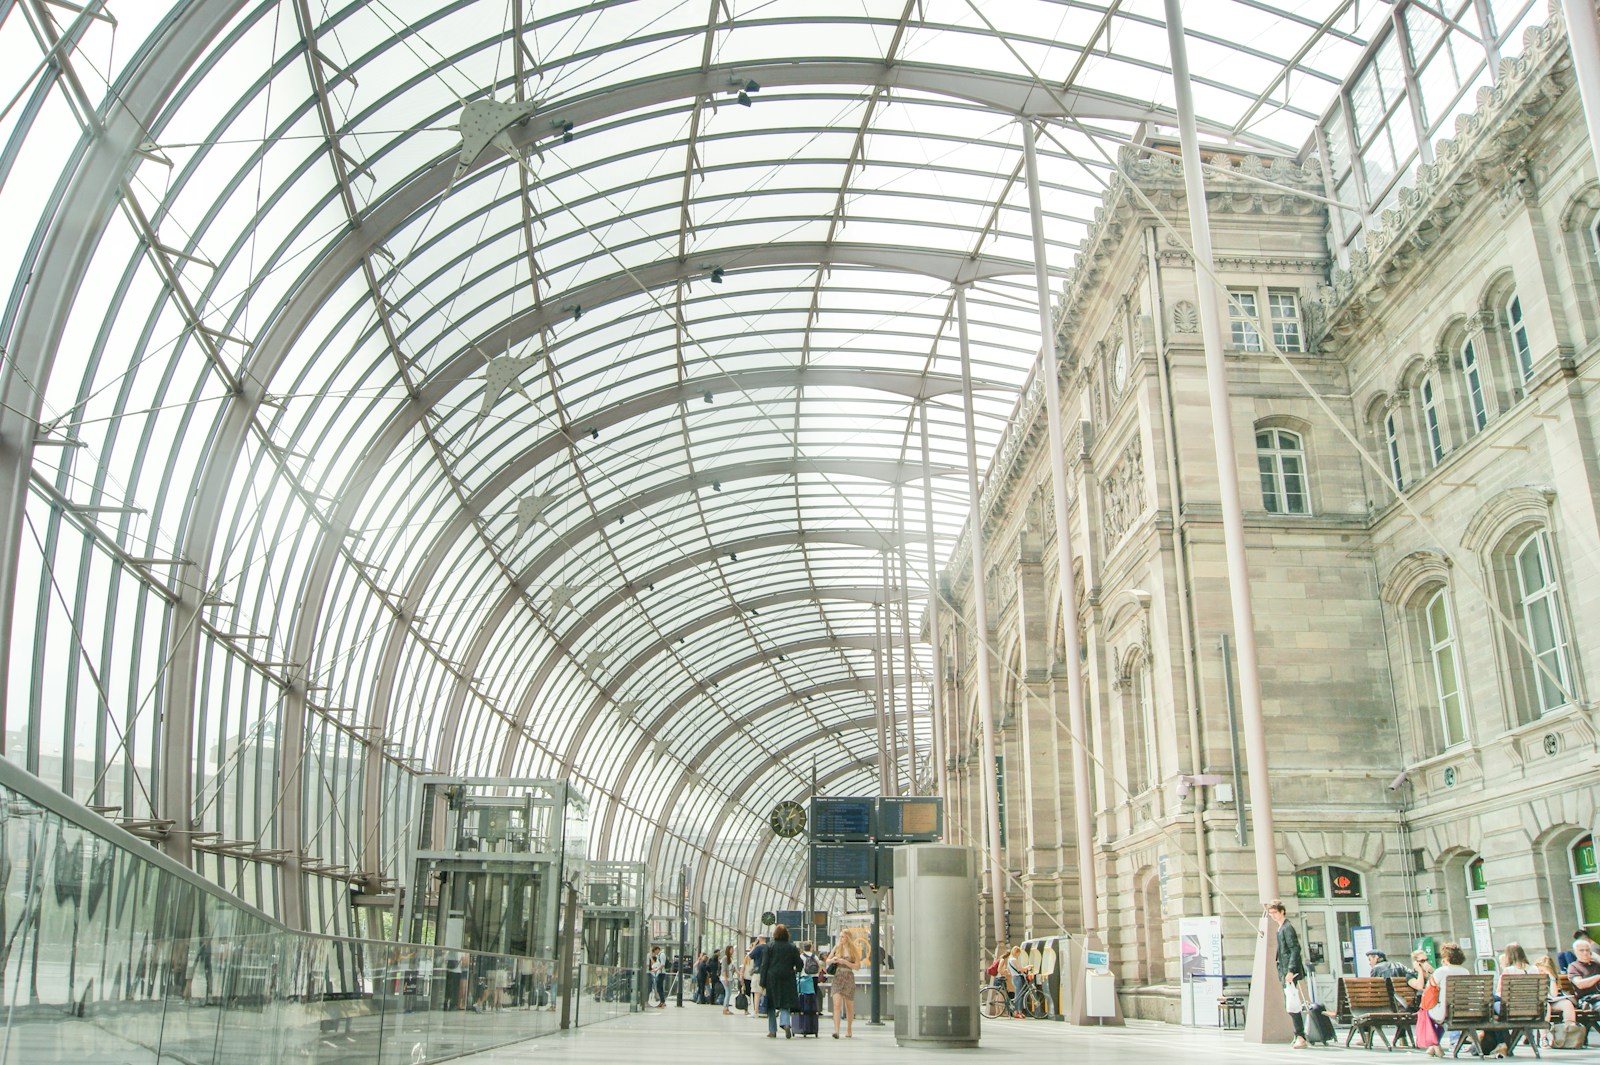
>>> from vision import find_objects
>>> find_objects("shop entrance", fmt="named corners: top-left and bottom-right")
top-left (1294, 864), bottom-right (1370, 1005)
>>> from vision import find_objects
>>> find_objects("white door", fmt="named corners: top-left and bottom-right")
top-left (1302, 907), bottom-right (1369, 1008)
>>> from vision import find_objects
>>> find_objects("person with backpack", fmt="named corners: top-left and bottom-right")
top-left (792, 942), bottom-right (822, 1037)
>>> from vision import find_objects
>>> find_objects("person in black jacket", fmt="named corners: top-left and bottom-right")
top-left (759, 924), bottom-right (804, 1038)
top-left (1269, 900), bottom-right (1309, 1049)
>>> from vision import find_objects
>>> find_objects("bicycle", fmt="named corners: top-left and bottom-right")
top-left (979, 981), bottom-right (1009, 1019)
top-left (979, 972), bottom-right (1049, 1019)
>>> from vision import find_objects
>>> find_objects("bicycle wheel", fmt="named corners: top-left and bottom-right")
top-left (979, 985), bottom-right (1008, 1019)
top-left (1022, 985), bottom-right (1050, 1019)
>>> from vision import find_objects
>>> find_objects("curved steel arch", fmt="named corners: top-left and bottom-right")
top-left (428, 527), bottom-right (910, 771)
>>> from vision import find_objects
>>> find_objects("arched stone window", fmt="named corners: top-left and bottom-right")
top-left (1255, 423), bottom-right (1310, 514)
top-left (1380, 551), bottom-right (1468, 756)
top-left (1558, 183), bottom-right (1600, 343)
top-left (1117, 649), bottom-right (1157, 797)
top-left (1513, 531), bottom-right (1573, 715)
top-left (1462, 488), bottom-right (1581, 724)
top-left (1480, 271), bottom-right (1530, 404)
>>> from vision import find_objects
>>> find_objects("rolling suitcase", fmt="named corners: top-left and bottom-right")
top-left (792, 991), bottom-right (820, 1037)
top-left (1302, 973), bottom-right (1335, 1047)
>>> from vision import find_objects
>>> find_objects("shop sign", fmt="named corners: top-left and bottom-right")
top-left (1329, 866), bottom-right (1362, 899)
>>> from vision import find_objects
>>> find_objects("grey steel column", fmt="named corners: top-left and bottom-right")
top-left (896, 484), bottom-right (917, 794)
top-left (883, 550), bottom-right (901, 796)
top-left (956, 285), bottom-right (1007, 948)
top-left (1021, 122), bottom-right (1099, 947)
top-left (1164, 0), bottom-right (1288, 1044)
top-left (1562, 0), bottom-right (1600, 179)
top-left (920, 402), bottom-right (949, 802)
top-left (883, 575), bottom-right (896, 793)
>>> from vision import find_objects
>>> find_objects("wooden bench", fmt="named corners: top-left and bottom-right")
top-left (1340, 977), bottom-right (1415, 1050)
top-left (1440, 974), bottom-right (1496, 1058)
top-left (1557, 974), bottom-right (1600, 1047)
top-left (1493, 972), bottom-right (1553, 1058)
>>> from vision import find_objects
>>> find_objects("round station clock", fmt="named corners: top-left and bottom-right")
top-left (768, 799), bottom-right (808, 838)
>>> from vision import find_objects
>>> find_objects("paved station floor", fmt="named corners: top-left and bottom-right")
top-left (460, 1005), bottom-right (1600, 1064)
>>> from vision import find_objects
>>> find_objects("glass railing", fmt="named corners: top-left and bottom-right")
top-left (0, 758), bottom-right (615, 1064)
top-left (572, 964), bottom-right (641, 1027)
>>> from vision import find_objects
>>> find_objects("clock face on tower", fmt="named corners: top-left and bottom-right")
top-left (769, 800), bottom-right (808, 838)
top-left (1112, 341), bottom-right (1128, 394)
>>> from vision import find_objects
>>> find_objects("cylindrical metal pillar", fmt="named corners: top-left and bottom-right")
top-left (956, 285), bottom-right (1008, 949)
top-left (883, 550), bottom-right (901, 796)
top-left (897, 484), bottom-right (918, 794)
top-left (920, 402), bottom-right (950, 802)
top-left (874, 583), bottom-right (891, 794)
top-left (1164, 0), bottom-right (1287, 1044)
top-left (1021, 121), bottom-right (1099, 944)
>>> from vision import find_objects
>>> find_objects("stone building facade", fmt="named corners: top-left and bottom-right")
top-left (936, 6), bottom-right (1600, 1022)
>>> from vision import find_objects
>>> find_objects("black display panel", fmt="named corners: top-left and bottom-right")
top-left (810, 843), bottom-right (874, 888)
top-left (872, 844), bottom-right (895, 889)
top-left (876, 796), bottom-right (944, 842)
top-left (810, 797), bottom-right (875, 841)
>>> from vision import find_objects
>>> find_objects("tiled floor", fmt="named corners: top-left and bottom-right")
top-left (456, 1004), bottom-right (1600, 1064)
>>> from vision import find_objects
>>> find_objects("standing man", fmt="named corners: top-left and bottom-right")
top-left (1268, 900), bottom-right (1309, 1050)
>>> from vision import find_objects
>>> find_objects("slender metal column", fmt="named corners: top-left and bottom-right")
top-left (920, 402), bottom-right (950, 802)
top-left (883, 575), bottom-right (896, 793)
top-left (1164, 0), bottom-right (1288, 1044)
top-left (956, 285), bottom-right (1007, 948)
top-left (882, 550), bottom-right (901, 796)
top-left (1021, 122), bottom-right (1099, 946)
top-left (1563, 0), bottom-right (1600, 180)
top-left (896, 484), bottom-right (918, 794)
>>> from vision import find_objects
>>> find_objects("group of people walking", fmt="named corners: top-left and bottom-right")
top-left (646, 925), bottom-right (863, 1039)
top-left (1273, 898), bottom-right (1600, 1053)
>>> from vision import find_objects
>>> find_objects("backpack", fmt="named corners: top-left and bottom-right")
top-left (803, 954), bottom-right (820, 976)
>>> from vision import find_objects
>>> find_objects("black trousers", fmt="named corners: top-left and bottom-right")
top-left (1290, 1010), bottom-right (1306, 1037)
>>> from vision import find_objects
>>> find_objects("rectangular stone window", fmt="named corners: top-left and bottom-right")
top-left (1385, 412), bottom-right (1404, 491)
top-left (1268, 290), bottom-right (1302, 352)
top-left (1229, 290), bottom-right (1262, 351)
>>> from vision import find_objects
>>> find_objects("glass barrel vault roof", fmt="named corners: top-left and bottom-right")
top-left (0, 0), bottom-right (1478, 927)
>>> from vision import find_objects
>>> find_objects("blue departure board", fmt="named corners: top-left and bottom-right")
top-left (810, 797), bottom-right (875, 841)
top-left (810, 843), bottom-right (874, 888)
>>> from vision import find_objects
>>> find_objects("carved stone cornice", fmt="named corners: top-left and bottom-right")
top-left (1311, 6), bottom-right (1573, 346)
top-left (1384, 389), bottom-right (1412, 412)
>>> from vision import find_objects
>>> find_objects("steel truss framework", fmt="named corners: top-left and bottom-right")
top-left (0, 0), bottom-right (1521, 935)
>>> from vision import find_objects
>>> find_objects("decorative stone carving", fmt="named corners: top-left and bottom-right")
top-left (1100, 438), bottom-right (1146, 549)
top-left (1172, 300), bottom-right (1199, 333)
top-left (1497, 157), bottom-right (1539, 216)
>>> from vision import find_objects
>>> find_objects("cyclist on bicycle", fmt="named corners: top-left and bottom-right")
top-left (1005, 946), bottom-right (1034, 1019)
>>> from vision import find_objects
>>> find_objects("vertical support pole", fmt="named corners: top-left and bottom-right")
top-left (1022, 121), bottom-right (1099, 949)
top-left (1563, 0), bottom-right (1600, 181)
top-left (1164, 0), bottom-right (1288, 1043)
top-left (897, 484), bottom-right (918, 795)
top-left (956, 285), bottom-right (1007, 950)
top-left (675, 865), bottom-right (687, 1008)
top-left (883, 572), bottom-right (896, 786)
top-left (884, 550), bottom-right (901, 796)
top-left (920, 402), bottom-right (950, 803)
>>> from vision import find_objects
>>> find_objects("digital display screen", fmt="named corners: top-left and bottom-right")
top-left (811, 843), bottom-right (874, 888)
top-left (876, 797), bottom-right (943, 841)
top-left (810, 797), bottom-right (875, 841)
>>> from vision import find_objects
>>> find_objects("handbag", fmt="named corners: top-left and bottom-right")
top-left (1550, 1021), bottom-right (1585, 1050)
top-left (1413, 1011), bottom-right (1440, 1049)
top-left (797, 974), bottom-right (815, 995)
top-left (1419, 978), bottom-right (1439, 1012)
top-left (1283, 979), bottom-right (1302, 1013)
